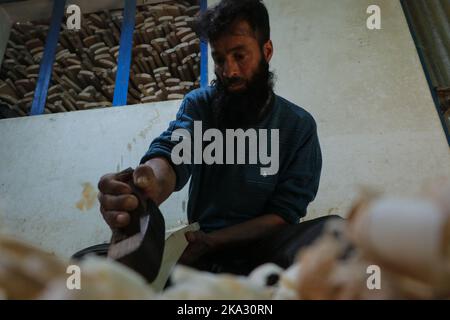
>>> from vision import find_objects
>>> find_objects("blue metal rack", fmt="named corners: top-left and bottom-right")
top-left (113, 0), bottom-right (136, 107)
top-left (28, 0), bottom-right (208, 114)
top-left (30, 0), bottom-right (66, 115)
top-left (200, 0), bottom-right (208, 88)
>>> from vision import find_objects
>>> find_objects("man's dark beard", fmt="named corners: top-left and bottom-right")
top-left (212, 59), bottom-right (274, 130)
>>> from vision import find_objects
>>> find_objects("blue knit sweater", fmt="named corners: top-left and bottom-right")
top-left (141, 86), bottom-right (322, 232)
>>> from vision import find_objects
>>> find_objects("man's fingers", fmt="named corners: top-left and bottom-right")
top-left (133, 165), bottom-right (161, 202)
top-left (97, 169), bottom-right (136, 230)
top-left (178, 244), bottom-right (197, 266)
top-left (115, 168), bottom-right (134, 182)
top-left (185, 231), bottom-right (199, 243)
top-left (97, 178), bottom-right (132, 195)
top-left (98, 193), bottom-right (139, 211)
top-left (100, 206), bottom-right (130, 228)
top-left (99, 180), bottom-right (132, 195)
top-left (98, 170), bottom-right (133, 192)
top-left (133, 165), bottom-right (156, 189)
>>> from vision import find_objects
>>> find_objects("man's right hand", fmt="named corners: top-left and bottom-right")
top-left (97, 165), bottom-right (161, 229)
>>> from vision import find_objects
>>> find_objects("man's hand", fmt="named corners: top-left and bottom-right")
top-left (97, 158), bottom-right (176, 230)
top-left (179, 231), bottom-right (216, 266)
top-left (97, 165), bottom-right (161, 229)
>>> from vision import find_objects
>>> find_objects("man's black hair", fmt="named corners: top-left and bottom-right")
top-left (196, 0), bottom-right (270, 46)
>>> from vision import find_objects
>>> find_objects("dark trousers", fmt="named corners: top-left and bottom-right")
top-left (189, 215), bottom-right (343, 275)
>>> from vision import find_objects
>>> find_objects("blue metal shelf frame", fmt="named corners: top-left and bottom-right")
top-left (113, 0), bottom-right (136, 107)
top-left (30, 0), bottom-right (66, 116)
top-left (29, 0), bottom-right (208, 113)
top-left (200, 0), bottom-right (208, 88)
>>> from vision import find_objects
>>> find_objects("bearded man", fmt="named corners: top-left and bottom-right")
top-left (97, 0), bottom-right (340, 275)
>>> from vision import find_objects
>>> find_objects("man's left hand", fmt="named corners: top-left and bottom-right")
top-left (179, 230), bottom-right (216, 266)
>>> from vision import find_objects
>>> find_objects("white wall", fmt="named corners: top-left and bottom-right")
top-left (0, 101), bottom-right (189, 258)
top-left (1, 0), bottom-right (449, 257)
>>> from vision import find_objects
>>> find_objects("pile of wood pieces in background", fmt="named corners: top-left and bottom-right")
top-left (0, 0), bottom-right (201, 118)
top-left (0, 22), bottom-right (49, 117)
top-left (129, 2), bottom-right (201, 104)
top-left (1, 178), bottom-right (449, 300)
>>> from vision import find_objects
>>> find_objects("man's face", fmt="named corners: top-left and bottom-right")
top-left (211, 20), bottom-right (273, 93)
